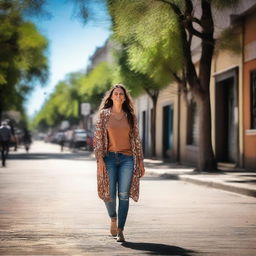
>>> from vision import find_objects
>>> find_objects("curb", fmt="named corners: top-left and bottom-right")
top-left (179, 175), bottom-right (256, 198)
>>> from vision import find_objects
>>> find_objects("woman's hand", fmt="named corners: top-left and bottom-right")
top-left (139, 159), bottom-right (145, 178)
top-left (97, 157), bottom-right (105, 177)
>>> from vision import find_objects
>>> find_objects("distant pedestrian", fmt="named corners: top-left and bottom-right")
top-left (23, 130), bottom-right (32, 153)
top-left (0, 121), bottom-right (12, 167)
top-left (59, 133), bottom-right (65, 152)
top-left (93, 84), bottom-right (145, 242)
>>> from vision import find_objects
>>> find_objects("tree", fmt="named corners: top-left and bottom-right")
top-left (113, 46), bottom-right (163, 157)
top-left (108, 1), bottom-right (186, 158)
top-left (67, 0), bottom-right (186, 158)
top-left (79, 61), bottom-right (113, 110)
top-left (107, 0), bottom-right (240, 172)
top-left (33, 62), bottom-right (113, 130)
top-left (33, 74), bottom-right (83, 129)
top-left (0, 0), bottom-right (49, 121)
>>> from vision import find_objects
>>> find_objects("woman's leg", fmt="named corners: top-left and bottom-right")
top-left (117, 154), bottom-right (134, 230)
top-left (104, 153), bottom-right (118, 218)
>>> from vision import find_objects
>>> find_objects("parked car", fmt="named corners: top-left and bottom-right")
top-left (67, 129), bottom-right (94, 150)
top-left (71, 129), bottom-right (87, 149)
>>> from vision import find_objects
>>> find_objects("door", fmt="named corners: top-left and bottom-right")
top-left (142, 111), bottom-right (146, 154)
top-left (162, 105), bottom-right (174, 158)
top-left (215, 68), bottom-right (238, 163)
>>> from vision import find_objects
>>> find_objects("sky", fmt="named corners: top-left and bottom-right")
top-left (25, 0), bottom-right (111, 117)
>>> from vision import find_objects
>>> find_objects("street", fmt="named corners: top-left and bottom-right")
top-left (0, 142), bottom-right (255, 256)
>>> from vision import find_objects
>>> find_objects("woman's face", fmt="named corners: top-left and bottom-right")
top-left (111, 87), bottom-right (125, 105)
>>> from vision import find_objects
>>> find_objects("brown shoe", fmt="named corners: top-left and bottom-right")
top-left (110, 218), bottom-right (117, 236)
top-left (116, 229), bottom-right (125, 242)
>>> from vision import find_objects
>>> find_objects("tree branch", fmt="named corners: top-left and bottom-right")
top-left (170, 69), bottom-right (182, 84)
top-left (156, 0), bottom-right (201, 92)
top-left (184, 0), bottom-right (193, 16)
top-left (188, 30), bottom-right (193, 48)
top-left (184, 0), bottom-right (202, 26)
top-left (170, 68), bottom-right (188, 95)
top-left (192, 17), bottom-right (202, 26)
top-left (144, 87), bottom-right (154, 99)
top-left (185, 24), bottom-right (206, 38)
top-left (143, 88), bottom-right (159, 105)
top-left (183, 0), bottom-right (205, 39)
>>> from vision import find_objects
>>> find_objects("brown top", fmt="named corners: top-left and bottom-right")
top-left (107, 113), bottom-right (133, 156)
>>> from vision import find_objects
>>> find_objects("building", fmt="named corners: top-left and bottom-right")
top-left (134, 1), bottom-right (256, 170)
top-left (241, 5), bottom-right (256, 169)
top-left (86, 39), bottom-right (117, 129)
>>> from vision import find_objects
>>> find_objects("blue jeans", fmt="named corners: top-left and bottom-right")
top-left (103, 152), bottom-right (134, 230)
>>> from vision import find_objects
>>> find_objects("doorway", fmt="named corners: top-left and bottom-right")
top-left (162, 105), bottom-right (174, 158)
top-left (142, 111), bottom-right (146, 154)
top-left (215, 68), bottom-right (238, 163)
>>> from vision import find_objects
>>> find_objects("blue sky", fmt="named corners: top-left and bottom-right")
top-left (26, 0), bottom-right (111, 117)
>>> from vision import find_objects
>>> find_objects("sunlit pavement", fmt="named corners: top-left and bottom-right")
top-left (0, 141), bottom-right (256, 255)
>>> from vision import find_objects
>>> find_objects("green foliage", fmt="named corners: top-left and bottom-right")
top-left (33, 62), bottom-right (113, 129)
top-left (0, 0), bottom-right (49, 119)
top-left (112, 46), bottom-right (155, 97)
top-left (213, 0), bottom-right (240, 9)
top-left (218, 27), bottom-right (242, 54)
top-left (80, 61), bottom-right (112, 109)
top-left (108, 0), bottom-right (184, 87)
top-left (33, 73), bottom-right (82, 128)
top-left (17, 22), bottom-right (48, 83)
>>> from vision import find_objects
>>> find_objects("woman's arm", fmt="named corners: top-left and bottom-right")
top-left (93, 111), bottom-right (106, 176)
top-left (138, 159), bottom-right (145, 177)
top-left (133, 115), bottom-right (144, 160)
top-left (93, 110), bottom-right (105, 161)
top-left (133, 115), bottom-right (145, 177)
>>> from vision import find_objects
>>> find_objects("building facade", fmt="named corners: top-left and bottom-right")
top-left (242, 7), bottom-right (256, 170)
top-left (134, 1), bottom-right (256, 170)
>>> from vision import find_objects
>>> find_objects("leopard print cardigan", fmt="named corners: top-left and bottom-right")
top-left (93, 108), bottom-right (144, 202)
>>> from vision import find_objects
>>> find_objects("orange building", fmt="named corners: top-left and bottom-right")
top-left (243, 7), bottom-right (256, 170)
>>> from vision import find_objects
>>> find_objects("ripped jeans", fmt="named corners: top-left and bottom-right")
top-left (104, 152), bottom-right (134, 230)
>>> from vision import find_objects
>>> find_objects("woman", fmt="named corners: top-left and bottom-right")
top-left (93, 84), bottom-right (145, 242)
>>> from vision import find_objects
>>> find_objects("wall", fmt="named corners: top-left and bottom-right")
top-left (243, 10), bottom-right (256, 169)
top-left (156, 84), bottom-right (179, 160)
top-left (211, 24), bottom-right (243, 165)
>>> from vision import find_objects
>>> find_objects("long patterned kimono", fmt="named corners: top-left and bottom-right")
top-left (93, 108), bottom-right (144, 202)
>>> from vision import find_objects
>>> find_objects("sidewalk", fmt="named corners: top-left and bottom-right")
top-left (144, 159), bottom-right (256, 198)
top-left (2, 145), bottom-right (256, 256)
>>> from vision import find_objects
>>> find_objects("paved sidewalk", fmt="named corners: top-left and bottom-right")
top-left (1, 143), bottom-right (255, 255)
top-left (144, 159), bottom-right (256, 198)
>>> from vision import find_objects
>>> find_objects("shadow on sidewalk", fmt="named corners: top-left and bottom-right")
top-left (144, 162), bottom-right (193, 170)
top-left (8, 152), bottom-right (94, 162)
top-left (121, 242), bottom-right (196, 256)
top-left (142, 174), bottom-right (180, 181)
top-left (226, 179), bottom-right (256, 184)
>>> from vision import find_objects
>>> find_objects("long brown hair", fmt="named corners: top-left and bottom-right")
top-left (99, 84), bottom-right (135, 128)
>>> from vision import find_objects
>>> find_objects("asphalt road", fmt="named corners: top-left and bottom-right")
top-left (0, 141), bottom-right (255, 256)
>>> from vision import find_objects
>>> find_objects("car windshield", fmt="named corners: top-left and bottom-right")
top-left (75, 133), bottom-right (86, 139)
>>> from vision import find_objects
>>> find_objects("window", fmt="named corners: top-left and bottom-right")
top-left (251, 70), bottom-right (256, 129)
top-left (187, 99), bottom-right (199, 146)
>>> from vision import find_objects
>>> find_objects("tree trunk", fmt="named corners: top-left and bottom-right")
top-left (196, 92), bottom-right (217, 172)
top-left (194, 0), bottom-right (217, 172)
